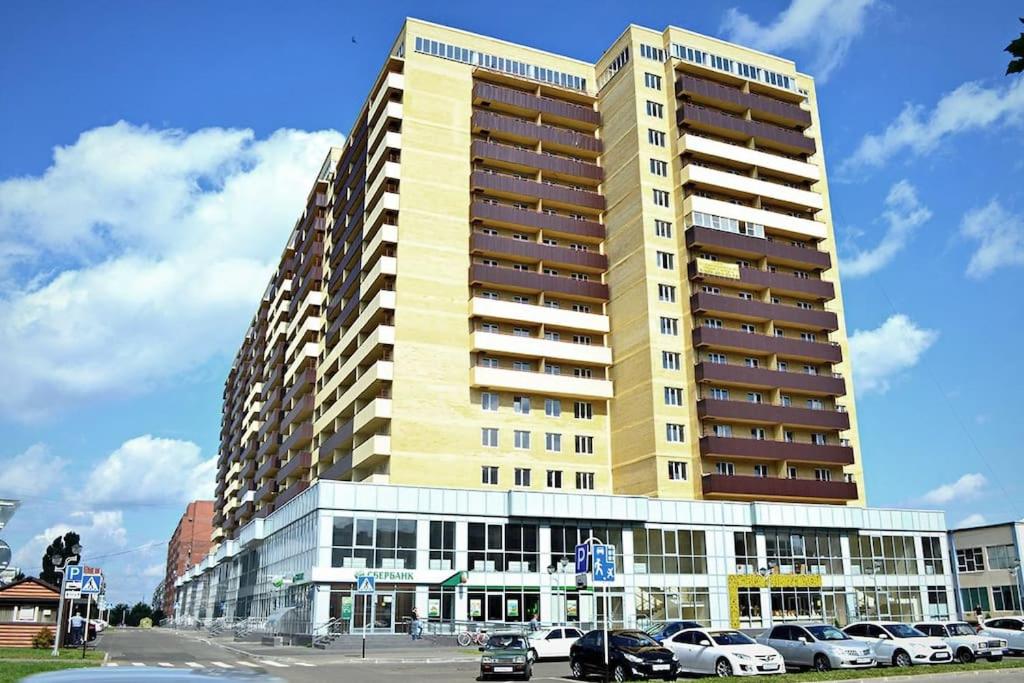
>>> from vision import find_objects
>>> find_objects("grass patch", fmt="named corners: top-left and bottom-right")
top-left (718, 656), bottom-right (1024, 681)
top-left (0, 646), bottom-right (104, 661)
top-left (0, 661), bottom-right (100, 683)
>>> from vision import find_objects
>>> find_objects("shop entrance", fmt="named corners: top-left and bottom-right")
top-left (353, 591), bottom-right (395, 634)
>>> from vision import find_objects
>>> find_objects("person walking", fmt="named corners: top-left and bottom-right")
top-left (410, 607), bottom-right (422, 641)
top-left (529, 612), bottom-right (541, 633)
top-left (69, 611), bottom-right (85, 647)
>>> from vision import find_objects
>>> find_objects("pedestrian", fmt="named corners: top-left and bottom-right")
top-left (529, 612), bottom-right (541, 633)
top-left (411, 607), bottom-right (421, 641)
top-left (69, 611), bottom-right (85, 647)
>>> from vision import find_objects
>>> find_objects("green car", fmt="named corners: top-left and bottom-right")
top-left (480, 632), bottom-right (533, 680)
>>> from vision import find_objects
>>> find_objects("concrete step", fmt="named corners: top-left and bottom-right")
top-left (316, 634), bottom-right (441, 650)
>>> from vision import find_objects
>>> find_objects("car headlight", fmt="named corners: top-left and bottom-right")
top-left (670, 653), bottom-right (679, 662)
top-left (734, 653), bottom-right (753, 660)
top-left (513, 655), bottom-right (525, 664)
top-left (623, 653), bottom-right (644, 664)
top-left (481, 656), bottom-right (496, 664)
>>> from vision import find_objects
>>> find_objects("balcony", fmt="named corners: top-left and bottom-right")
top-left (681, 164), bottom-right (823, 212)
top-left (695, 361), bottom-right (845, 396)
top-left (470, 263), bottom-right (608, 301)
top-left (280, 421), bottom-right (313, 455)
top-left (275, 480), bottom-right (309, 508)
top-left (679, 134), bottom-right (819, 182)
top-left (473, 81), bottom-right (600, 126)
top-left (470, 296), bottom-right (609, 333)
top-left (699, 435), bottom-right (855, 465)
top-left (471, 200), bottom-right (603, 239)
top-left (254, 455), bottom-right (280, 482)
top-left (276, 451), bottom-right (312, 484)
top-left (471, 232), bottom-right (607, 270)
top-left (677, 103), bottom-right (815, 155)
top-left (472, 140), bottom-right (602, 182)
top-left (691, 292), bottom-right (838, 331)
top-left (685, 195), bottom-right (826, 241)
top-left (697, 398), bottom-right (851, 430)
top-left (255, 479), bottom-right (278, 502)
top-left (692, 326), bottom-right (842, 363)
top-left (701, 473), bottom-right (858, 502)
top-left (688, 260), bottom-right (834, 300)
top-left (282, 367), bottom-right (316, 406)
top-left (471, 170), bottom-right (605, 211)
top-left (676, 74), bottom-right (812, 128)
top-left (471, 365), bottom-right (613, 399)
top-left (281, 393), bottom-right (315, 432)
top-left (685, 225), bottom-right (831, 270)
top-left (472, 331), bottom-right (613, 365)
top-left (353, 434), bottom-right (391, 469)
top-left (472, 110), bottom-right (601, 155)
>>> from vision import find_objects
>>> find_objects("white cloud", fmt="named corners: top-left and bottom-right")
top-left (721, 0), bottom-right (875, 82)
top-left (0, 121), bottom-right (343, 420)
top-left (142, 563), bottom-right (165, 578)
top-left (849, 314), bottom-right (938, 394)
top-left (842, 77), bottom-right (1024, 171)
top-left (841, 180), bottom-right (932, 277)
top-left (920, 473), bottom-right (987, 505)
top-left (82, 435), bottom-right (215, 506)
top-left (960, 198), bottom-right (1024, 278)
top-left (0, 443), bottom-right (67, 496)
top-left (12, 510), bottom-right (128, 572)
top-left (957, 513), bottom-right (988, 528)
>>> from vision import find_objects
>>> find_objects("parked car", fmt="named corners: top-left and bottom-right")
top-left (756, 623), bottom-right (875, 671)
top-left (479, 632), bottom-right (533, 680)
top-left (569, 629), bottom-right (679, 681)
top-left (914, 621), bottom-right (1006, 663)
top-left (665, 627), bottom-right (783, 677)
top-left (843, 621), bottom-right (953, 667)
top-left (527, 626), bottom-right (583, 660)
top-left (644, 620), bottom-right (703, 644)
top-left (978, 617), bottom-right (1024, 655)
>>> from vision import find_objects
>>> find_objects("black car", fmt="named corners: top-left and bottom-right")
top-left (570, 629), bottom-right (679, 681)
top-left (644, 620), bottom-right (702, 644)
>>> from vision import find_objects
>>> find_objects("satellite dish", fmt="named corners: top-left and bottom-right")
top-left (0, 540), bottom-right (11, 572)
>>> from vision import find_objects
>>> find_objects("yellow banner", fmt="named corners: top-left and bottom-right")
top-left (697, 258), bottom-right (741, 279)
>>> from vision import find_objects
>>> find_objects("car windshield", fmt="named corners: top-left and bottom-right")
top-left (884, 624), bottom-right (925, 638)
top-left (712, 631), bottom-right (755, 646)
top-left (612, 632), bottom-right (659, 648)
top-left (948, 623), bottom-right (975, 636)
top-left (644, 622), bottom-right (666, 635)
top-left (486, 635), bottom-right (526, 649)
top-left (807, 625), bottom-right (849, 641)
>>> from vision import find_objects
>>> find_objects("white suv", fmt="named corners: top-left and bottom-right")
top-left (914, 621), bottom-right (1006, 663)
top-left (842, 621), bottom-right (952, 667)
top-left (978, 617), bottom-right (1024, 655)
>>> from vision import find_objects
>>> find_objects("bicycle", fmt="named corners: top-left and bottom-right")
top-left (457, 629), bottom-right (490, 647)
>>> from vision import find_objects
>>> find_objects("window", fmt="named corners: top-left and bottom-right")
top-left (543, 267), bottom-right (558, 275)
top-left (572, 303), bottom-right (591, 313)
top-left (713, 424), bottom-right (733, 437)
top-left (644, 72), bottom-right (662, 89)
top-left (653, 189), bottom-right (670, 207)
top-left (514, 430), bottom-right (531, 449)
top-left (709, 353), bottom-right (727, 364)
top-left (482, 428), bottom-right (498, 447)
top-left (429, 520), bottom-right (455, 570)
top-left (788, 466), bottom-right (798, 479)
top-left (754, 464), bottom-right (769, 477)
top-left (639, 44), bottom-right (665, 61)
top-left (543, 299), bottom-right (557, 308)
top-left (544, 330), bottom-right (560, 341)
top-left (800, 332), bottom-right (817, 342)
top-left (654, 219), bottom-right (672, 238)
top-left (547, 470), bottom-right (563, 488)
top-left (666, 423), bottom-right (684, 443)
top-left (513, 395), bottom-right (531, 414)
top-left (545, 432), bottom-right (562, 452)
top-left (545, 364), bottom-right (560, 375)
top-left (648, 129), bottom-right (666, 146)
top-left (545, 398), bottom-right (562, 417)
top-left (513, 360), bottom-right (532, 372)
top-left (960, 587), bottom-right (990, 612)
top-left (668, 461), bottom-right (687, 481)
top-left (741, 323), bottom-right (755, 333)
top-left (646, 100), bottom-right (664, 118)
top-left (811, 433), bottom-right (827, 445)
top-left (664, 387), bottom-right (683, 406)
top-left (716, 462), bottom-right (735, 475)
top-left (658, 284), bottom-right (676, 302)
top-left (481, 466), bottom-right (498, 485)
top-left (922, 537), bottom-right (945, 575)
top-left (806, 398), bottom-right (824, 410)
top-left (481, 290), bottom-right (499, 300)
top-left (750, 427), bottom-right (766, 439)
top-left (744, 357), bottom-right (759, 368)
top-left (480, 357), bottom-right (499, 368)
top-left (650, 159), bottom-right (668, 176)
top-left (656, 250), bottom-right (674, 268)
top-left (481, 258), bottom-right (498, 266)
top-left (513, 326), bottom-right (530, 337)
top-left (710, 387), bottom-right (729, 400)
top-left (993, 586), bottom-right (1022, 612)
top-left (543, 238), bottom-right (558, 246)
top-left (514, 468), bottom-right (531, 487)
top-left (513, 295), bottom-right (530, 304)
top-left (575, 435), bottom-right (595, 454)
top-left (746, 392), bottom-right (762, 403)
top-left (481, 322), bottom-right (499, 333)
top-left (572, 334), bottom-right (591, 345)
top-left (576, 472), bottom-right (595, 490)
top-left (704, 318), bottom-right (723, 329)
top-left (660, 317), bottom-right (679, 335)
top-left (662, 351), bottom-right (681, 370)
top-left (988, 544), bottom-right (1016, 569)
top-left (632, 527), bottom-right (708, 575)
top-left (574, 401), bottom-right (593, 420)
top-left (738, 292), bottom-right (752, 300)
top-left (814, 469), bottom-right (832, 481)
top-left (957, 547), bottom-right (985, 572)
top-left (481, 392), bottom-right (498, 411)
top-left (803, 365), bottom-right (818, 375)
top-left (573, 367), bottom-right (592, 378)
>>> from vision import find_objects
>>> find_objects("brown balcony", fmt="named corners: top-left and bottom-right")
top-left (702, 473), bottom-right (857, 502)
top-left (254, 455), bottom-right (280, 482)
top-left (282, 367), bottom-right (316, 406)
top-left (695, 361), bottom-right (846, 396)
top-left (699, 435), bottom-right (855, 465)
top-left (318, 416), bottom-right (354, 461)
top-left (471, 232), bottom-right (607, 270)
top-left (472, 110), bottom-right (602, 154)
top-left (281, 393), bottom-right (315, 432)
top-left (473, 81), bottom-right (600, 126)
top-left (255, 503), bottom-right (275, 519)
top-left (255, 479), bottom-right (278, 502)
top-left (280, 421), bottom-right (313, 455)
top-left (236, 500), bottom-right (254, 521)
top-left (692, 326), bottom-right (842, 363)
top-left (276, 451), bottom-right (312, 484)
top-left (470, 201), bottom-right (603, 239)
top-left (676, 74), bottom-right (812, 129)
top-left (470, 263), bottom-right (608, 301)
top-left (276, 480), bottom-right (310, 508)
top-left (691, 292), bottom-right (838, 331)
top-left (697, 398), bottom-right (851, 430)
top-left (687, 260), bottom-right (834, 300)
top-left (471, 140), bottom-right (602, 181)
top-left (471, 170), bottom-right (605, 210)
top-left (256, 433), bottom-right (279, 460)
top-left (678, 103), bottom-right (815, 155)
top-left (239, 459), bottom-right (256, 479)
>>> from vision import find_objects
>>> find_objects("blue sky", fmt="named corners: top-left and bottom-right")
top-left (1, 0), bottom-right (1022, 603)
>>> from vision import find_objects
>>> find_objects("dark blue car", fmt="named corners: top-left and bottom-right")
top-left (644, 620), bottom-right (703, 643)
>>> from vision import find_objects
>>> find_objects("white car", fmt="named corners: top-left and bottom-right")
top-left (843, 621), bottom-right (953, 667)
top-left (914, 621), bottom-right (1006, 663)
top-left (526, 626), bottom-right (583, 660)
top-left (978, 616), bottom-right (1024, 655)
top-left (665, 627), bottom-right (784, 677)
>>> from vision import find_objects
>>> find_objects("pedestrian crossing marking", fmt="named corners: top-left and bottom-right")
top-left (158, 663), bottom-right (174, 667)
top-left (237, 661), bottom-right (259, 667)
top-left (210, 661), bottom-right (233, 668)
top-left (294, 662), bottom-right (315, 667)
top-left (105, 663), bottom-right (119, 667)
top-left (186, 662), bottom-right (203, 668)
top-left (131, 663), bottom-right (145, 667)
top-left (258, 660), bottom-right (288, 668)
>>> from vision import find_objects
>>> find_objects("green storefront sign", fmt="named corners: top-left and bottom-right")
top-left (341, 596), bottom-right (353, 620)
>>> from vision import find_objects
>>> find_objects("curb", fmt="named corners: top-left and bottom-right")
top-left (825, 666), bottom-right (1024, 683)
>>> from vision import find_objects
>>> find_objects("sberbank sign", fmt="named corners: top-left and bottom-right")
top-left (355, 570), bottom-right (416, 582)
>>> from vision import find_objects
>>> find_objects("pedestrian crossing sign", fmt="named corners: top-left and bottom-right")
top-left (355, 575), bottom-right (376, 594)
top-left (81, 574), bottom-right (103, 595)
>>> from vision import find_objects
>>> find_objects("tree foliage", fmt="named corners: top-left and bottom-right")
top-left (40, 531), bottom-right (81, 586)
top-left (1008, 17), bottom-right (1024, 75)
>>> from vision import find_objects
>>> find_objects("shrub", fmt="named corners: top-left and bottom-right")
top-left (32, 627), bottom-right (55, 649)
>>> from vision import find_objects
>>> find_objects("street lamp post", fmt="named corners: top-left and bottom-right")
top-left (759, 567), bottom-right (773, 629)
top-left (50, 542), bottom-right (83, 657)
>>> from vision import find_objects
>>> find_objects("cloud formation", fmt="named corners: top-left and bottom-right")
top-left (0, 122), bottom-right (343, 421)
top-left (956, 513), bottom-right (988, 528)
top-left (0, 443), bottom-right (67, 496)
top-left (920, 473), bottom-right (987, 505)
top-left (849, 314), bottom-right (938, 394)
top-left (842, 77), bottom-right (1024, 171)
top-left (841, 180), bottom-right (932, 277)
top-left (960, 198), bottom-right (1024, 279)
top-left (722, 0), bottom-right (875, 82)
top-left (82, 435), bottom-right (216, 506)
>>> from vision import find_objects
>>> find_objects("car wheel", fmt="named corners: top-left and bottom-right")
top-left (955, 647), bottom-right (974, 664)
top-left (528, 648), bottom-right (538, 662)
top-left (893, 650), bottom-right (912, 668)
top-left (715, 658), bottom-right (734, 677)
top-left (523, 662), bottom-right (532, 681)
top-left (814, 654), bottom-right (831, 671)
top-left (612, 664), bottom-right (627, 682)
top-left (570, 659), bottom-right (585, 680)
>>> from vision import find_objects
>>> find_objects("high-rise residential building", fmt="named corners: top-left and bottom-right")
top-left (178, 19), bottom-right (951, 634)
top-left (163, 500), bottom-right (213, 616)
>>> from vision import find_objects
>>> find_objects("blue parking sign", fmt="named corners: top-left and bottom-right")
top-left (65, 565), bottom-right (83, 584)
top-left (574, 543), bottom-right (589, 574)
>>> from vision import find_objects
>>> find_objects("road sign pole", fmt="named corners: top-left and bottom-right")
top-left (362, 596), bottom-right (367, 659)
top-left (81, 594), bottom-right (92, 659)
top-left (51, 568), bottom-right (66, 657)
top-left (603, 583), bottom-right (610, 683)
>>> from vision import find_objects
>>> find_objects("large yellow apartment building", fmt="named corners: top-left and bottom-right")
top-left (212, 18), bottom-right (864, 544)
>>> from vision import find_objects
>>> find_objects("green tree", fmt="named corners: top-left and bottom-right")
top-left (1008, 17), bottom-right (1024, 75)
top-left (40, 531), bottom-right (81, 586)
top-left (127, 602), bottom-right (153, 626)
top-left (108, 603), bottom-right (131, 626)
